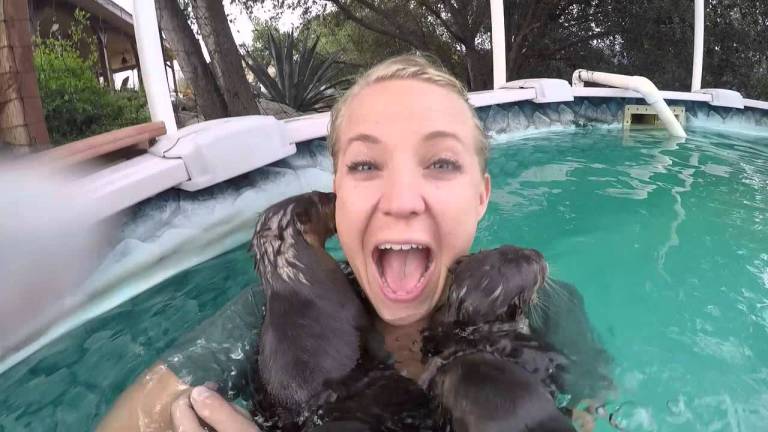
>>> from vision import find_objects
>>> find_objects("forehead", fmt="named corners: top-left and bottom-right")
top-left (339, 79), bottom-right (476, 144)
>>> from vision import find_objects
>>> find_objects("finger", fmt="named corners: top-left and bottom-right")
top-left (190, 386), bottom-right (261, 432)
top-left (170, 390), bottom-right (205, 432)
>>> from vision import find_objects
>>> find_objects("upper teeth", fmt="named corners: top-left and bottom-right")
top-left (378, 243), bottom-right (425, 250)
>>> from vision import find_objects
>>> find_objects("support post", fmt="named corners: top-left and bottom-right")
top-left (133, 0), bottom-right (177, 133)
top-left (0, 0), bottom-right (50, 148)
top-left (691, 0), bottom-right (704, 92)
top-left (490, 0), bottom-right (506, 89)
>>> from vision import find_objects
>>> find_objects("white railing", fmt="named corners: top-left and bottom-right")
top-left (692, 0), bottom-right (704, 91)
top-left (134, 0), bottom-right (177, 134)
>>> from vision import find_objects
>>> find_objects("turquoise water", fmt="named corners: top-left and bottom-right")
top-left (2, 126), bottom-right (768, 431)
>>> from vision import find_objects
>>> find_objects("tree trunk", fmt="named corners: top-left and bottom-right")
top-left (464, 47), bottom-right (492, 91)
top-left (190, 0), bottom-right (261, 116)
top-left (155, 0), bottom-right (227, 120)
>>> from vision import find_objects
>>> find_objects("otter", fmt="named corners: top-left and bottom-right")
top-left (251, 193), bottom-right (574, 431)
top-left (421, 246), bottom-right (576, 432)
top-left (249, 191), bottom-right (370, 425)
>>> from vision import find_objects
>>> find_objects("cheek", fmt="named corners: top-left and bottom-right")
top-left (430, 181), bottom-right (483, 255)
top-left (334, 176), bottom-right (373, 258)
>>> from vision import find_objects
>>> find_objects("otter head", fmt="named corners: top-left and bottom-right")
top-left (293, 191), bottom-right (337, 249)
top-left (436, 246), bottom-right (548, 326)
top-left (250, 191), bottom-right (337, 287)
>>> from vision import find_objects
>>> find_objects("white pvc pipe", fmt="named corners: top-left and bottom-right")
top-left (691, 0), bottom-right (704, 91)
top-left (490, 0), bottom-right (506, 89)
top-left (133, 0), bottom-right (178, 134)
top-left (572, 69), bottom-right (687, 138)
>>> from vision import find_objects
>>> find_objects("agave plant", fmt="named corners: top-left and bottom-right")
top-left (245, 30), bottom-right (350, 112)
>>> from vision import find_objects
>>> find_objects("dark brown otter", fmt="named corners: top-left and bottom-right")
top-left (249, 191), bottom-right (369, 423)
top-left (431, 246), bottom-right (548, 328)
top-left (421, 246), bottom-right (576, 432)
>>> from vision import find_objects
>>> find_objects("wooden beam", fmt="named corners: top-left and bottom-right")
top-left (30, 121), bottom-right (166, 167)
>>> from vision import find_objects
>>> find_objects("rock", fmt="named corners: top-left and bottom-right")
top-left (743, 110), bottom-right (756, 126)
top-left (485, 105), bottom-right (509, 134)
top-left (179, 110), bottom-right (204, 127)
top-left (544, 107), bottom-right (560, 124)
top-left (476, 106), bottom-right (491, 123)
top-left (507, 106), bottom-right (529, 131)
top-left (533, 111), bottom-right (551, 129)
top-left (707, 110), bottom-right (724, 124)
top-left (598, 104), bottom-right (613, 124)
top-left (558, 105), bottom-right (575, 126)
top-left (579, 100), bottom-right (598, 122)
top-left (725, 110), bottom-right (743, 125)
top-left (257, 99), bottom-right (300, 120)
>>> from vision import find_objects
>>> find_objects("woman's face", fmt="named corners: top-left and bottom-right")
top-left (334, 79), bottom-right (491, 325)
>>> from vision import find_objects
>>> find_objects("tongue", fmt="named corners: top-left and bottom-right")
top-left (381, 249), bottom-right (428, 293)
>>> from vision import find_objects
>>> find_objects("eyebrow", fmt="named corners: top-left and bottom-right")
top-left (422, 130), bottom-right (467, 146)
top-left (346, 133), bottom-right (382, 146)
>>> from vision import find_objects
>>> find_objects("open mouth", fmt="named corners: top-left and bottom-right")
top-left (372, 242), bottom-right (434, 302)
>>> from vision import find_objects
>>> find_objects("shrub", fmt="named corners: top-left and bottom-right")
top-left (244, 29), bottom-right (350, 112)
top-left (32, 9), bottom-right (149, 145)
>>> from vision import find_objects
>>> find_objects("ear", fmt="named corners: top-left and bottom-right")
top-left (476, 173), bottom-right (491, 221)
top-left (295, 206), bottom-right (311, 226)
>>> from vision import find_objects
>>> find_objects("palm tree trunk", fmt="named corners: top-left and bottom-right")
top-left (190, 0), bottom-right (261, 116)
top-left (155, 0), bottom-right (227, 120)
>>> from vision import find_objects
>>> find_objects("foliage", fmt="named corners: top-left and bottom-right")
top-left (244, 29), bottom-right (351, 112)
top-left (242, 0), bottom-right (768, 99)
top-left (33, 9), bottom-right (149, 144)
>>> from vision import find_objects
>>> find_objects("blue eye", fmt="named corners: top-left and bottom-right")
top-left (429, 158), bottom-right (461, 171)
top-left (347, 160), bottom-right (378, 172)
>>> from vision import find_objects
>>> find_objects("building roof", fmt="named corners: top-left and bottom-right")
top-left (67, 0), bottom-right (134, 35)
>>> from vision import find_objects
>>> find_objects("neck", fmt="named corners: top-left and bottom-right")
top-left (375, 315), bottom-right (430, 380)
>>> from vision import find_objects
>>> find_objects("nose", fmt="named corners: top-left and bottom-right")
top-left (379, 167), bottom-right (426, 218)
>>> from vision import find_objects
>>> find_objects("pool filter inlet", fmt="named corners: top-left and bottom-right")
top-left (624, 105), bottom-right (686, 130)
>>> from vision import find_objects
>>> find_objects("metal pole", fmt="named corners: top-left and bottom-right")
top-left (691, 0), bottom-right (704, 91)
top-left (133, 0), bottom-right (177, 133)
top-left (490, 0), bottom-right (506, 89)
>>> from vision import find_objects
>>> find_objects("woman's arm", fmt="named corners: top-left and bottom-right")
top-left (96, 362), bottom-right (189, 432)
top-left (97, 287), bottom-right (263, 431)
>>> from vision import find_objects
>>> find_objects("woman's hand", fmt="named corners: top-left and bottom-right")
top-left (171, 386), bottom-right (260, 432)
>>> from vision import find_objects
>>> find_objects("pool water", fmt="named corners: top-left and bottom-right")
top-left (2, 126), bottom-right (768, 431)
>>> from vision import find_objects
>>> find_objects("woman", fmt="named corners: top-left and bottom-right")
top-left (97, 55), bottom-right (610, 432)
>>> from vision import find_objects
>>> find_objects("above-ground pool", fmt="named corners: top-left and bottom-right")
top-left (2, 125), bottom-right (767, 431)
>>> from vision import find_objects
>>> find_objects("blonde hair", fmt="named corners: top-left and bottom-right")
top-left (327, 54), bottom-right (488, 173)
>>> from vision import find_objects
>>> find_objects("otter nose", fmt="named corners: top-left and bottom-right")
top-left (379, 168), bottom-right (425, 218)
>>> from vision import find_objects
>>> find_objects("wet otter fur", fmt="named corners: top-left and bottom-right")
top-left (251, 195), bottom-right (574, 430)
top-left (249, 191), bottom-right (369, 423)
top-left (421, 246), bottom-right (576, 432)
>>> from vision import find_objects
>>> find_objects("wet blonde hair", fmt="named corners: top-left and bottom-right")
top-left (327, 54), bottom-right (488, 173)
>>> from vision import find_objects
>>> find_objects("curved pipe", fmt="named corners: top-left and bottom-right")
top-left (572, 69), bottom-right (687, 138)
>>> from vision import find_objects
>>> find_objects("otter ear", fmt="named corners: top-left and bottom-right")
top-left (295, 206), bottom-right (311, 226)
